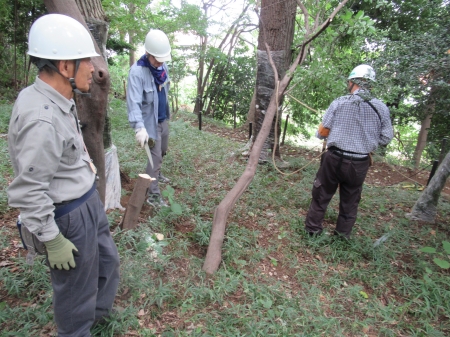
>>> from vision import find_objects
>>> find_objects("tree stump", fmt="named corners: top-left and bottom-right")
top-left (120, 174), bottom-right (155, 230)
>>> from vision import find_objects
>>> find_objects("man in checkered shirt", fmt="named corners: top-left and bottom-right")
top-left (305, 64), bottom-right (393, 238)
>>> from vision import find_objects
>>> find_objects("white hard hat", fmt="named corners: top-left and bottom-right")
top-left (348, 64), bottom-right (376, 82)
top-left (144, 29), bottom-right (172, 62)
top-left (28, 14), bottom-right (99, 60)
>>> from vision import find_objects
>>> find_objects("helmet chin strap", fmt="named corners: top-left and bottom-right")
top-left (68, 59), bottom-right (91, 97)
top-left (35, 58), bottom-right (91, 97)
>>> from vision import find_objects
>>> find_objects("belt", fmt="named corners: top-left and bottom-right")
top-left (328, 147), bottom-right (369, 161)
top-left (331, 151), bottom-right (369, 161)
top-left (53, 183), bottom-right (96, 219)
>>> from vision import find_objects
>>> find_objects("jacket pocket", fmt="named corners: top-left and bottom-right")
top-left (61, 138), bottom-right (81, 166)
top-left (143, 86), bottom-right (154, 106)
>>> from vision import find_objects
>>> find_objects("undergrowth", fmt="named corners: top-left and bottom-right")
top-left (0, 98), bottom-right (449, 336)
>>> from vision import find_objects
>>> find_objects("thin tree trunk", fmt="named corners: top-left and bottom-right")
top-left (413, 86), bottom-right (436, 169)
top-left (246, 88), bottom-right (256, 125)
top-left (194, 36), bottom-right (207, 115)
top-left (129, 31), bottom-right (135, 67)
top-left (406, 151), bottom-right (450, 222)
top-left (413, 112), bottom-right (432, 169)
top-left (128, 3), bottom-right (136, 67)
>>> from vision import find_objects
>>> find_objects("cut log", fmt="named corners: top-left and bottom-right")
top-left (120, 174), bottom-right (155, 230)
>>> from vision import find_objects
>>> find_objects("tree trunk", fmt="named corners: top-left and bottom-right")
top-left (128, 3), bottom-right (136, 67)
top-left (413, 112), bottom-right (432, 169)
top-left (194, 35), bottom-right (207, 115)
top-left (246, 88), bottom-right (257, 125)
top-left (129, 31), bottom-right (135, 67)
top-left (406, 151), bottom-right (450, 223)
top-left (44, 0), bottom-right (110, 203)
top-left (254, 0), bottom-right (296, 162)
top-left (413, 86), bottom-right (436, 169)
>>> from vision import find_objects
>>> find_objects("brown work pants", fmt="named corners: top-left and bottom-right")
top-left (305, 150), bottom-right (370, 238)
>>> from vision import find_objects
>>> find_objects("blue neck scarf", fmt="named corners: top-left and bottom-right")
top-left (137, 54), bottom-right (167, 88)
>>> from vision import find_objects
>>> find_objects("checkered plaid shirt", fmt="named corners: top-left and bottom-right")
top-left (317, 89), bottom-right (393, 156)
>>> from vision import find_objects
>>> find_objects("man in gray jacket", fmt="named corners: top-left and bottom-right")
top-left (7, 14), bottom-right (119, 336)
top-left (127, 29), bottom-right (172, 207)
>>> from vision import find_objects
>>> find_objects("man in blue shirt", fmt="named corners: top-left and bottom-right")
top-left (127, 29), bottom-right (172, 207)
top-left (305, 65), bottom-right (394, 238)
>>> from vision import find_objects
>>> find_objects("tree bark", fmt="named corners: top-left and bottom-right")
top-left (406, 151), bottom-right (450, 223)
top-left (194, 35), bottom-right (207, 115)
top-left (75, 0), bottom-right (104, 19)
top-left (246, 88), bottom-right (257, 125)
top-left (413, 86), bottom-right (436, 169)
top-left (413, 112), bottom-right (432, 169)
top-left (128, 3), bottom-right (136, 68)
top-left (254, 0), bottom-right (297, 162)
top-left (44, 0), bottom-right (110, 203)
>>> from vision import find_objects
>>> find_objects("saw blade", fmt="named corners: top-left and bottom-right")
top-left (144, 142), bottom-right (154, 169)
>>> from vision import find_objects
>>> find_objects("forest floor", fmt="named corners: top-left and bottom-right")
top-left (113, 120), bottom-right (450, 334)
top-left (1, 106), bottom-right (450, 336)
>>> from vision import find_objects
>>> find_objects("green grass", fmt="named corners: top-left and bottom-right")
top-left (0, 104), bottom-right (13, 215)
top-left (1, 98), bottom-right (449, 336)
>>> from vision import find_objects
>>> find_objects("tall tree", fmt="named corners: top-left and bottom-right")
top-left (103, 0), bottom-right (206, 69)
top-left (364, 0), bottom-right (450, 167)
top-left (43, 0), bottom-right (110, 202)
top-left (192, 0), bottom-right (254, 117)
top-left (203, 0), bottom-right (349, 274)
top-left (102, 0), bottom-right (152, 67)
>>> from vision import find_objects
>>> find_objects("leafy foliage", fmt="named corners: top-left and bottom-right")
top-left (365, 0), bottom-right (450, 162)
top-left (288, 6), bottom-right (378, 137)
top-left (0, 0), bottom-right (45, 98)
top-left (102, 0), bottom-right (206, 57)
top-left (421, 241), bottom-right (450, 270)
top-left (203, 51), bottom-right (256, 125)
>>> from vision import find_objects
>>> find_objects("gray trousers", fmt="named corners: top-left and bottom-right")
top-left (52, 191), bottom-right (120, 337)
top-left (146, 119), bottom-right (169, 195)
top-left (305, 150), bottom-right (370, 237)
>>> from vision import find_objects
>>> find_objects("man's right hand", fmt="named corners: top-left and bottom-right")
top-left (317, 123), bottom-right (330, 138)
top-left (135, 128), bottom-right (149, 148)
top-left (44, 233), bottom-right (79, 270)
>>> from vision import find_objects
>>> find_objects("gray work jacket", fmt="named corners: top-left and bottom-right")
top-left (7, 77), bottom-right (95, 242)
top-left (126, 63), bottom-right (170, 140)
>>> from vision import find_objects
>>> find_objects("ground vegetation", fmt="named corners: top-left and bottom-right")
top-left (1, 100), bottom-right (450, 335)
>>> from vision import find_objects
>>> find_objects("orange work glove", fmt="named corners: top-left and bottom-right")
top-left (317, 123), bottom-right (330, 137)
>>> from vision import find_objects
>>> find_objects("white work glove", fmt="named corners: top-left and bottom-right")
top-left (135, 128), bottom-right (149, 148)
